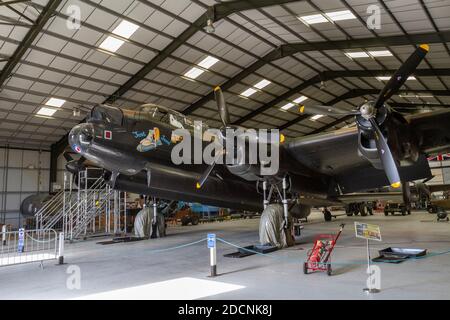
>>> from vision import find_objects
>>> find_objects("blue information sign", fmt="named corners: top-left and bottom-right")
top-left (207, 233), bottom-right (216, 248)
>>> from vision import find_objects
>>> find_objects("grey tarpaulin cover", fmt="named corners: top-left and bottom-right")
top-left (134, 207), bottom-right (166, 238)
top-left (259, 204), bottom-right (294, 248)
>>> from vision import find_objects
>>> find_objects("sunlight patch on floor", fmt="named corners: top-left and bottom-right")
top-left (76, 277), bottom-right (244, 300)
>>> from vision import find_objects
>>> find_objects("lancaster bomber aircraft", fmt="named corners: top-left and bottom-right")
top-left (68, 44), bottom-right (450, 225)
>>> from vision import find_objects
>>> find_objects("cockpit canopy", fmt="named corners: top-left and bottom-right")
top-left (130, 104), bottom-right (191, 129)
top-left (90, 105), bottom-right (124, 126)
top-left (89, 103), bottom-right (207, 131)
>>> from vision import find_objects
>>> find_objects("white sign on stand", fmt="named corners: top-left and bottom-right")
top-left (354, 222), bottom-right (381, 294)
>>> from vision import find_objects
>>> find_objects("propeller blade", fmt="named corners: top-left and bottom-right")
top-left (375, 44), bottom-right (429, 108)
top-left (196, 149), bottom-right (224, 189)
top-left (196, 162), bottom-right (217, 190)
top-left (369, 118), bottom-right (401, 188)
top-left (298, 104), bottom-right (360, 116)
top-left (214, 86), bottom-right (230, 127)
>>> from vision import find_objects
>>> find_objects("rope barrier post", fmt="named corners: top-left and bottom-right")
top-left (207, 233), bottom-right (217, 277)
top-left (57, 232), bottom-right (64, 265)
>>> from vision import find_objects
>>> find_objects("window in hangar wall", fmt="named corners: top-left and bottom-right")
top-left (0, 147), bottom-right (50, 228)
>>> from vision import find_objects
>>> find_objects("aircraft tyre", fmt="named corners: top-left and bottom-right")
top-left (360, 204), bottom-right (368, 216)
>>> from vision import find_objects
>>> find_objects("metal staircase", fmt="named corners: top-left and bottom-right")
top-left (34, 168), bottom-right (127, 241)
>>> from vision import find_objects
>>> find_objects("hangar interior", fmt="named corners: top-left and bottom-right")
top-left (0, 0), bottom-right (450, 300)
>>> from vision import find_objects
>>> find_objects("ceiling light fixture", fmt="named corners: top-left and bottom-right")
top-left (73, 107), bottom-right (81, 117)
top-left (205, 6), bottom-right (216, 34)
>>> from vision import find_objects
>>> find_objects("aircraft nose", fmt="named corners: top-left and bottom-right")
top-left (69, 123), bottom-right (94, 154)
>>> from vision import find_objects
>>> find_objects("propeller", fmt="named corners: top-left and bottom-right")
top-left (196, 87), bottom-right (228, 189)
top-left (196, 150), bottom-right (224, 189)
top-left (368, 118), bottom-right (401, 188)
top-left (299, 104), bottom-right (359, 116)
top-left (196, 86), bottom-right (285, 189)
top-left (214, 86), bottom-right (230, 127)
top-left (298, 44), bottom-right (429, 188)
top-left (374, 44), bottom-right (429, 109)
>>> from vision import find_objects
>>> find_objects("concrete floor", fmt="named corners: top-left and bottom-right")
top-left (1, 210), bottom-right (450, 300)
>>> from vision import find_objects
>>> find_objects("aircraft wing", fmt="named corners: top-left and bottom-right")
top-left (428, 184), bottom-right (450, 193)
top-left (335, 192), bottom-right (404, 204)
top-left (283, 112), bottom-right (448, 193)
top-left (407, 109), bottom-right (450, 155)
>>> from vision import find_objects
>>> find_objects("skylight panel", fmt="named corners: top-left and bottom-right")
top-left (293, 96), bottom-right (308, 104)
top-left (45, 97), bottom-right (65, 108)
top-left (368, 50), bottom-right (393, 57)
top-left (376, 76), bottom-right (416, 81)
top-left (254, 79), bottom-right (271, 89)
top-left (345, 51), bottom-right (370, 59)
top-left (298, 14), bottom-right (328, 25)
top-left (241, 88), bottom-right (257, 97)
top-left (184, 67), bottom-right (204, 79)
top-left (311, 114), bottom-right (324, 121)
top-left (325, 10), bottom-right (356, 21)
top-left (198, 56), bottom-right (219, 69)
top-left (112, 20), bottom-right (139, 39)
top-left (37, 107), bottom-right (56, 116)
top-left (281, 103), bottom-right (294, 111)
top-left (183, 56), bottom-right (220, 79)
top-left (99, 36), bottom-right (124, 52)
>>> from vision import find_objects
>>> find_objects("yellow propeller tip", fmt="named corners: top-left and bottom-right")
top-left (391, 182), bottom-right (401, 189)
top-left (419, 44), bottom-right (429, 52)
top-left (280, 134), bottom-right (285, 144)
top-left (196, 182), bottom-right (201, 189)
top-left (214, 86), bottom-right (221, 92)
top-left (299, 105), bottom-right (305, 113)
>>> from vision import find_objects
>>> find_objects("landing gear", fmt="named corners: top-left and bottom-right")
top-left (261, 178), bottom-right (291, 228)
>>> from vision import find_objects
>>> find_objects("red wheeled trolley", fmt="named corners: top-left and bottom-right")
top-left (303, 224), bottom-right (345, 276)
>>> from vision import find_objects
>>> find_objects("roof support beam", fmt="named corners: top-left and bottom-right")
top-left (234, 68), bottom-right (450, 126)
top-left (279, 30), bottom-right (450, 54)
top-left (0, 0), bottom-right (30, 6)
top-left (0, 0), bottom-right (62, 88)
top-left (183, 30), bottom-right (450, 116)
top-left (103, 0), bottom-right (299, 105)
